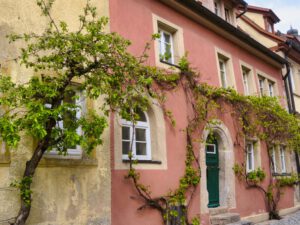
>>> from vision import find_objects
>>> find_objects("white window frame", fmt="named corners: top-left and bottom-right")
top-left (280, 146), bottom-right (286, 173)
top-left (242, 69), bottom-right (250, 95)
top-left (45, 90), bottom-right (85, 159)
top-left (271, 147), bottom-right (277, 173)
top-left (224, 7), bottom-right (231, 23)
top-left (214, 1), bottom-right (220, 16)
top-left (246, 142), bottom-right (255, 172)
top-left (219, 59), bottom-right (227, 88)
top-left (158, 29), bottom-right (174, 64)
top-left (268, 81), bottom-right (274, 97)
top-left (258, 77), bottom-right (265, 96)
top-left (206, 143), bottom-right (216, 154)
top-left (121, 112), bottom-right (151, 160)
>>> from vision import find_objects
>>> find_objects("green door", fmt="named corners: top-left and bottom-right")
top-left (206, 136), bottom-right (220, 208)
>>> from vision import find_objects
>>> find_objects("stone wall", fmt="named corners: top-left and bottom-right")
top-left (0, 1), bottom-right (111, 224)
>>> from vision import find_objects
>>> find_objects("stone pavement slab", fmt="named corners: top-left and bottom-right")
top-left (256, 211), bottom-right (300, 225)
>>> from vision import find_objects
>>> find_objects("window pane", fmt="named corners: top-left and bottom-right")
top-left (122, 126), bottom-right (130, 140)
top-left (165, 43), bottom-right (172, 63)
top-left (136, 128), bottom-right (146, 141)
top-left (247, 152), bottom-right (252, 170)
top-left (219, 60), bottom-right (227, 88)
top-left (163, 32), bottom-right (171, 44)
top-left (206, 144), bottom-right (216, 154)
top-left (136, 142), bottom-right (147, 155)
top-left (122, 141), bottom-right (130, 155)
top-left (259, 79), bottom-right (264, 95)
top-left (247, 143), bottom-right (253, 171)
top-left (268, 82), bottom-right (274, 97)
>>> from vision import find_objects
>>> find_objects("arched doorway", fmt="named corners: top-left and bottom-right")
top-left (200, 121), bottom-right (236, 213)
top-left (206, 134), bottom-right (220, 208)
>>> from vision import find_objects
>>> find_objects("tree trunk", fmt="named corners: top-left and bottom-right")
top-left (13, 143), bottom-right (46, 225)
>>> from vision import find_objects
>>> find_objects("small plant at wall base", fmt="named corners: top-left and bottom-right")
top-left (233, 164), bottom-right (299, 219)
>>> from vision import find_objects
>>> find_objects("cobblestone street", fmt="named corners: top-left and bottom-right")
top-left (265, 211), bottom-right (300, 225)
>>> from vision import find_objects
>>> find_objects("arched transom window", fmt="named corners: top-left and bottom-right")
top-left (121, 109), bottom-right (151, 160)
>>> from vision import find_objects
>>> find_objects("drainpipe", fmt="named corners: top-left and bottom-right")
top-left (283, 62), bottom-right (295, 114)
top-left (236, 2), bottom-right (248, 19)
top-left (283, 42), bottom-right (300, 179)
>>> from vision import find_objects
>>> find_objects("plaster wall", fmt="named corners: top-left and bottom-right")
top-left (237, 18), bottom-right (278, 48)
top-left (109, 1), bottom-right (291, 225)
top-left (245, 12), bottom-right (265, 29)
top-left (0, 1), bottom-right (111, 224)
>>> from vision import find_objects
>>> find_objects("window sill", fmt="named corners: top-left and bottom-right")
top-left (0, 155), bottom-right (10, 166)
top-left (272, 173), bottom-right (291, 177)
top-left (159, 60), bottom-right (180, 69)
top-left (39, 157), bottom-right (98, 167)
top-left (122, 159), bottom-right (162, 165)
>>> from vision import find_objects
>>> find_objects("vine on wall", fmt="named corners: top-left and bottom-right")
top-left (125, 55), bottom-right (300, 224)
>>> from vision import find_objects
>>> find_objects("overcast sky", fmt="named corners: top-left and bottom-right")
top-left (246, 0), bottom-right (300, 33)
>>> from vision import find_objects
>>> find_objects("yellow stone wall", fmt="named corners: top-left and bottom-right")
top-left (237, 18), bottom-right (278, 49)
top-left (0, 1), bottom-right (111, 224)
top-left (245, 12), bottom-right (265, 29)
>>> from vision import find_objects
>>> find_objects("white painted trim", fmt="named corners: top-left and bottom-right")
top-left (206, 144), bottom-right (216, 154)
top-left (280, 146), bottom-right (286, 173)
top-left (246, 142), bottom-right (255, 172)
top-left (121, 111), bottom-right (151, 161)
top-left (158, 29), bottom-right (175, 64)
top-left (45, 90), bottom-right (85, 159)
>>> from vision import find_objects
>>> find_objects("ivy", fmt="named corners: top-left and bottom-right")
top-left (10, 177), bottom-right (33, 207)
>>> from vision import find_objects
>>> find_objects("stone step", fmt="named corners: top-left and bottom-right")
top-left (210, 213), bottom-right (241, 225)
top-left (209, 206), bottom-right (229, 216)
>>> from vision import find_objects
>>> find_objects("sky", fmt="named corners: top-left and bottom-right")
top-left (246, 0), bottom-right (300, 33)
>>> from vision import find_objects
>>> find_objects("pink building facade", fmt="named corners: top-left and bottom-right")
top-left (108, 0), bottom-right (297, 224)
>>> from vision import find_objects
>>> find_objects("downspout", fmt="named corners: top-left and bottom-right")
top-left (283, 41), bottom-right (296, 114)
top-left (283, 42), bottom-right (300, 180)
top-left (236, 2), bottom-right (248, 19)
top-left (283, 62), bottom-right (295, 114)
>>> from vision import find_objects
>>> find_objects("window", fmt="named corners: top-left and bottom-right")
top-left (246, 142), bottom-right (255, 172)
top-left (114, 102), bottom-right (167, 169)
top-left (242, 67), bottom-right (251, 95)
top-left (206, 144), bottom-right (216, 154)
top-left (243, 71), bottom-right (249, 95)
top-left (45, 88), bottom-right (85, 159)
top-left (265, 19), bottom-right (273, 33)
top-left (159, 29), bottom-right (174, 64)
top-left (268, 81), bottom-right (274, 97)
top-left (214, 1), bottom-right (220, 16)
top-left (271, 147), bottom-right (277, 173)
top-left (258, 76), bottom-right (265, 96)
top-left (121, 109), bottom-right (151, 160)
top-left (217, 52), bottom-right (235, 89)
top-left (153, 15), bottom-right (184, 68)
top-left (280, 146), bottom-right (286, 173)
top-left (219, 59), bottom-right (227, 88)
top-left (257, 74), bottom-right (277, 97)
top-left (224, 7), bottom-right (231, 23)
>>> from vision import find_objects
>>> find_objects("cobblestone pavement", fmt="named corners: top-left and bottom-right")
top-left (269, 210), bottom-right (300, 225)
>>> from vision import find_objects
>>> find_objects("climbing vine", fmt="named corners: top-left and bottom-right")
top-left (0, 1), bottom-right (299, 224)
top-left (125, 54), bottom-right (300, 224)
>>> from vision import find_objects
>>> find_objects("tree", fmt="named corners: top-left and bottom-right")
top-left (0, 1), bottom-right (170, 224)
